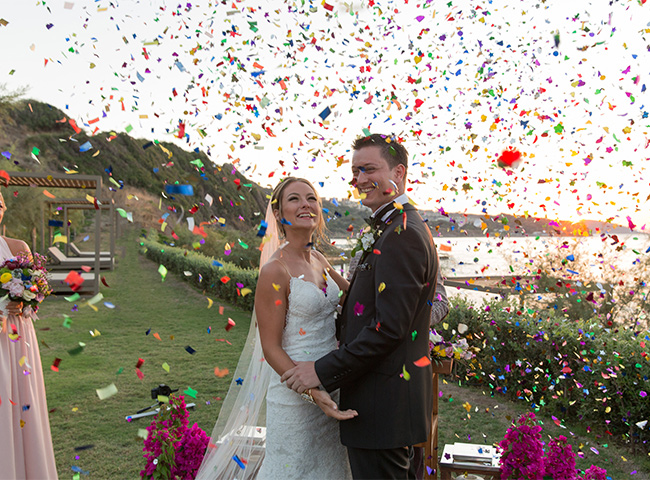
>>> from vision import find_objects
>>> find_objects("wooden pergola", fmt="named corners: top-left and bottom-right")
top-left (7, 172), bottom-right (104, 294)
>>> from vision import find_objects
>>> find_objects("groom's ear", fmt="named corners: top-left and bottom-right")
top-left (392, 163), bottom-right (406, 186)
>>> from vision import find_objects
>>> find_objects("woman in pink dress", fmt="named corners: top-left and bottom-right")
top-left (0, 191), bottom-right (58, 479)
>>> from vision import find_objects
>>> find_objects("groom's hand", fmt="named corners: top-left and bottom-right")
top-left (281, 361), bottom-right (320, 393)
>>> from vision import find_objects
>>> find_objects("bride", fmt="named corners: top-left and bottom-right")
top-left (196, 177), bottom-right (355, 479)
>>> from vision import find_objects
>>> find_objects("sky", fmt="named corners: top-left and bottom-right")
top-left (1, 0), bottom-right (650, 227)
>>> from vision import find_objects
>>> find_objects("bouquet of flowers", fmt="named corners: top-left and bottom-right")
top-left (429, 322), bottom-right (477, 361)
top-left (0, 252), bottom-right (52, 311)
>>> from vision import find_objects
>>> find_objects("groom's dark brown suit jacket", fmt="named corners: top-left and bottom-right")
top-left (315, 202), bottom-right (437, 449)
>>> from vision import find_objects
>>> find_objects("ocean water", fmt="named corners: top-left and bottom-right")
top-left (332, 233), bottom-right (650, 304)
top-left (436, 233), bottom-right (649, 276)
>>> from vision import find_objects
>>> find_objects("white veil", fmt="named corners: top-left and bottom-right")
top-left (195, 201), bottom-right (279, 479)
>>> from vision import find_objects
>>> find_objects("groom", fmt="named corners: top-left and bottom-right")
top-left (282, 133), bottom-right (437, 479)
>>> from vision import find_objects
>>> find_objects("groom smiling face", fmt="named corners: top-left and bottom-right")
top-left (351, 144), bottom-right (406, 213)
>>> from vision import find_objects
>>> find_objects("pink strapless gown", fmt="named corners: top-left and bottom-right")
top-left (0, 237), bottom-right (58, 479)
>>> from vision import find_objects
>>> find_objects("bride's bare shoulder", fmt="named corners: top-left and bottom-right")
top-left (2, 236), bottom-right (30, 255)
top-left (259, 254), bottom-right (291, 281)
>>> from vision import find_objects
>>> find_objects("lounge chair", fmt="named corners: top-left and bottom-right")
top-left (48, 271), bottom-right (96, 294)
top-left (47, 246), bottom-right (113, 271)
top-left (69, 242), bottom-right (111, 257)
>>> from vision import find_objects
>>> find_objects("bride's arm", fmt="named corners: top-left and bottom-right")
top-left (256, 261), bottom-right (296, 377)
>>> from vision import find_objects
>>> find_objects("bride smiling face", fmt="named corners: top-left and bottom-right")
top-left (271, 178), bottom-right (325, 243)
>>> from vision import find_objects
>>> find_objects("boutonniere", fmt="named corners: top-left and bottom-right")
top-left (351, 222), bottom-right (385, 257)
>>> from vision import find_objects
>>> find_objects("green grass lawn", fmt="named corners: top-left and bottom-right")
top-left (38, 227), bottom-right (252, 479)
top-left (37, 227), bottom-right (648, 479)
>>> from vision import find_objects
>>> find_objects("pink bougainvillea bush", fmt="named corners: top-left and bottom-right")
top-left (498, 412), bottom-right (608, 480)
top-left (141, 395), bottom-right (209, 480)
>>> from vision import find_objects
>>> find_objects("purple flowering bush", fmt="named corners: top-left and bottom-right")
top-left (581, 465), bottom-right (608, 480)
top-left (141, 395), bottom-right (209, 480)
top-left (544, 435), bottom-right (576, 480)
top-left (498, 413), bottom-right (608, 480)
top-left (498, 412), bottom-right (545, 480)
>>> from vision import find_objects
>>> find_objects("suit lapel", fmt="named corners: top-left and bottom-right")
top-left (338, 202), bottom-right (418, 330)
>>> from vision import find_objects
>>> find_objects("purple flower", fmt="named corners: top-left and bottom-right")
top-left (498, 413), bottom-right (544, 480)
top-left (544, 435), bottom-right (577, 479)
top-left (140, 395), bottom-right (208, 479)
top-left (581, 465), bottom-right (607, 480)
top-left (498, 414), bottom-right (607, 480)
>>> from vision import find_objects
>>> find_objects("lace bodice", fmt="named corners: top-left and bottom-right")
top-left (281, 272), bottom-right (340, 361)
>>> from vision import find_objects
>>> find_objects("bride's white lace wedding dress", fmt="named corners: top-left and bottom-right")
top-left (257, 272), bottom-right (352, 480)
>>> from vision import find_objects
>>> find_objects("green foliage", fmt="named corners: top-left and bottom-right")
top-left (7, 100), bottom-right (71, 132)
top-left (521, 237), bottom-right (650, 328)
top-left (444, 298), bottom-right (650, 449)
top-left (1, 100), bottom-right (270, 230)
top-left (140, 237), bottom-right (257, 311)
top-left (165, 226), bottom-right (264, 270)
top-left (0, 84), bottom-right (27, 115)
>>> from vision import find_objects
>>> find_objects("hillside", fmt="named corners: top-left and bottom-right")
top-left (0, 100), bottom-right (268, 228)
top-left (0, 98), bottom-right (629, 244)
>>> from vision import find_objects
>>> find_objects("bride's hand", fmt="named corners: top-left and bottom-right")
top-left (310, 389), bottom-right (358, 421)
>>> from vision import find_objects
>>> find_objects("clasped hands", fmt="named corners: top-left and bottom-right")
top-left (281, 361), bottom-right (357, 421)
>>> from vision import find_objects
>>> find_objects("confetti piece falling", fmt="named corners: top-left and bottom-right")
top-left (96, 383), bottom-right (118, 400)
top-left (414, 356), bottom-right (431, 367)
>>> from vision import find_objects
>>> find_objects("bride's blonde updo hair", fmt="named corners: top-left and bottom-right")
top-left (270, 177), bottom-right (326, 245)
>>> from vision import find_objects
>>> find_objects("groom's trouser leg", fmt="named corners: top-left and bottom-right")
top-left (347, 446), bottom-right (415, 479)
top-left (409, 447), bottom-right (421, 479)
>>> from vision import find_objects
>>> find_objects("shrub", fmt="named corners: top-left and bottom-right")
top-left (140, 237), bottom-right (258, 311)
top-left (445, 298), bottom-right (650, 448)
top-left (497, 413), bottom-right (602, 479)
top-left (141, 395), bottom-right (209, 480)
top-left (513, 236), bottom-right (650, 328)
top-left (498, 412), bottom-right (545, 480)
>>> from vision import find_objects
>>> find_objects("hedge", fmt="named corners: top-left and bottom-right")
top-left (140, 238), bottom-right (257, 311)
top-left (444, 298), bottom-right (650, 447)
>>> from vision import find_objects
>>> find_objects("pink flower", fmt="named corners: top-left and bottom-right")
top-left (581, 465), bottom-right (607, 480)
top-left (499, 413), bottom-right (544, 480)
top-left (498, 414), bottom-right (607, 480)
top-left (545, 435), bottom-right (577, 479)
top-left (4, 278), bottom-right (24, 297)
top-left (140, 395), bottom-right (208, 479)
